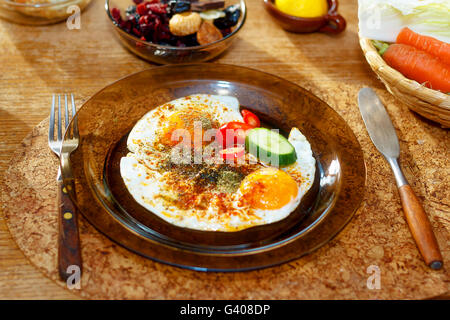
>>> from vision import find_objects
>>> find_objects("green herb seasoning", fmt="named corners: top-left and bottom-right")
top-left (216, 169), bottom-right (244, 194)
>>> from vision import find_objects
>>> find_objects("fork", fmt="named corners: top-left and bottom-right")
top-left (48, 94), bottom-right (82, 282)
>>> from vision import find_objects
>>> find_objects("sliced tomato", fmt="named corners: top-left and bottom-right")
top-left (241, 109), bottom-right (260, 128)
top-left (225, 121), bottom-right (254, 131)
top-left (216, 122), bottom-right (253, 148)
top-left (220, 146), bottom-right (245, 161)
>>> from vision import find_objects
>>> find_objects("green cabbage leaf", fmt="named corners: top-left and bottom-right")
top-left (358, 0), bottom-right (450, 43)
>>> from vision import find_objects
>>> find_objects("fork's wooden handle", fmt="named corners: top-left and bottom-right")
top-left (57, 179), bottom-right (82, 282)
top-left (398, 185), bottom-right (443, 270)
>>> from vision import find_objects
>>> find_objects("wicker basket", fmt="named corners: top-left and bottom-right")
top-left (359, 34), bottom-right (450, 128)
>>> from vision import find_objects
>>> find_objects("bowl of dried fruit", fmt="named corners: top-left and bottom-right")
top-left (106, 0), bottom-right (246, 64)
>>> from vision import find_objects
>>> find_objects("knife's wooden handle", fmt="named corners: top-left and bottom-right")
top-left (57, 180), bottom-right (82, 281)
top-left (398, 185), bottom-right (443, 269)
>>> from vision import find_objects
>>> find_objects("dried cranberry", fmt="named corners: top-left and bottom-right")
top-left (120, 20), bottom-right (133, 33)
top-left (138, 15), bottom-right (148, 24)
top-left (111, 8), bottom-right (121, 22)
top-left (136, 3), bottom-right (148, 15)
top-left (220, 28), bottom-right (232, 37)
top-left (114, 0), bottom-right (206, 48)
top-left (140, 23), bottom-right (153, 36)
top-left (148, 3), bottom-right (167, 15)
top-left (132, 27), bottom-right (142, 36)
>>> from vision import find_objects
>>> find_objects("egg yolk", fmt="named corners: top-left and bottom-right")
top-left (161, 110), bottom-right (212, 147)
top-left (239, 167), bottom-right (298, 210)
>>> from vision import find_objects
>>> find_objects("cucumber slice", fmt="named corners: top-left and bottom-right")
top-left (245, 128), bottom-right (297, 167)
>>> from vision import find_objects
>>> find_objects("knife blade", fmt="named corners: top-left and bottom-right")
top-left (358, 87), bottom-right (400, 159)
top-left (358, 87), bottom-right (443, 270)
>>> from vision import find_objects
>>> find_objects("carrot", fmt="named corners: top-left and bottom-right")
top-left (396, 27), bottom-right (450, 64)
top-left (382, 44), bottom-right (450, 93)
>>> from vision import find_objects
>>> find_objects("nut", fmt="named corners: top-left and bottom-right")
top-left (199, 9), bottom-right (226, 21)
top-left (169, 12), bottom-right (202, 37)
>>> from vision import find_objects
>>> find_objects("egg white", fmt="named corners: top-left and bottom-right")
top-left (120, 95), bottom-right (316, 232)
top-left (127, 94), bottom-right (243, 153)
top-left (284, 127), bottom-right (316, 196)
top-left (120, 156), bottom-right (255, 231)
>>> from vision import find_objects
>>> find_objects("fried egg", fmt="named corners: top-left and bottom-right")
top-left (120, 95), bottom-right (316, 232)
top-left (127, 94), bottom-right (243, 153)
top-left (283, 127), bottom-right (316, 196)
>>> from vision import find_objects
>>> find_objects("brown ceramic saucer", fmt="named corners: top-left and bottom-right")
top-left (61, 64), bottom-right (365, 271)
top-left (263, 0), bottom-right (346, 34)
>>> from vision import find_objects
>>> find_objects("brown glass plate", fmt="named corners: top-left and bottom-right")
top-left (61, 64), bottom-right (366, 271)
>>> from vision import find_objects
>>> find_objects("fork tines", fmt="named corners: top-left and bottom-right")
top-left (49, 94), bottom-right (77, 144)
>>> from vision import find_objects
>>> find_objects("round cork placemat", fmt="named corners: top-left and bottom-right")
top-left (0, 118), bottom-right (448, 300)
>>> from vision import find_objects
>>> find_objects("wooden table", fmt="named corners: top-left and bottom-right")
top-left (0, 0), bottom-right (448, 299)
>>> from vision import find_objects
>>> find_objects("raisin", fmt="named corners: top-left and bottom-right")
top-left (213, 4), bottom-right (241, 29)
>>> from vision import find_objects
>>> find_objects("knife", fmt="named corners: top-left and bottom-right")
top-left (358, 88), bottom-right (443, 270)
